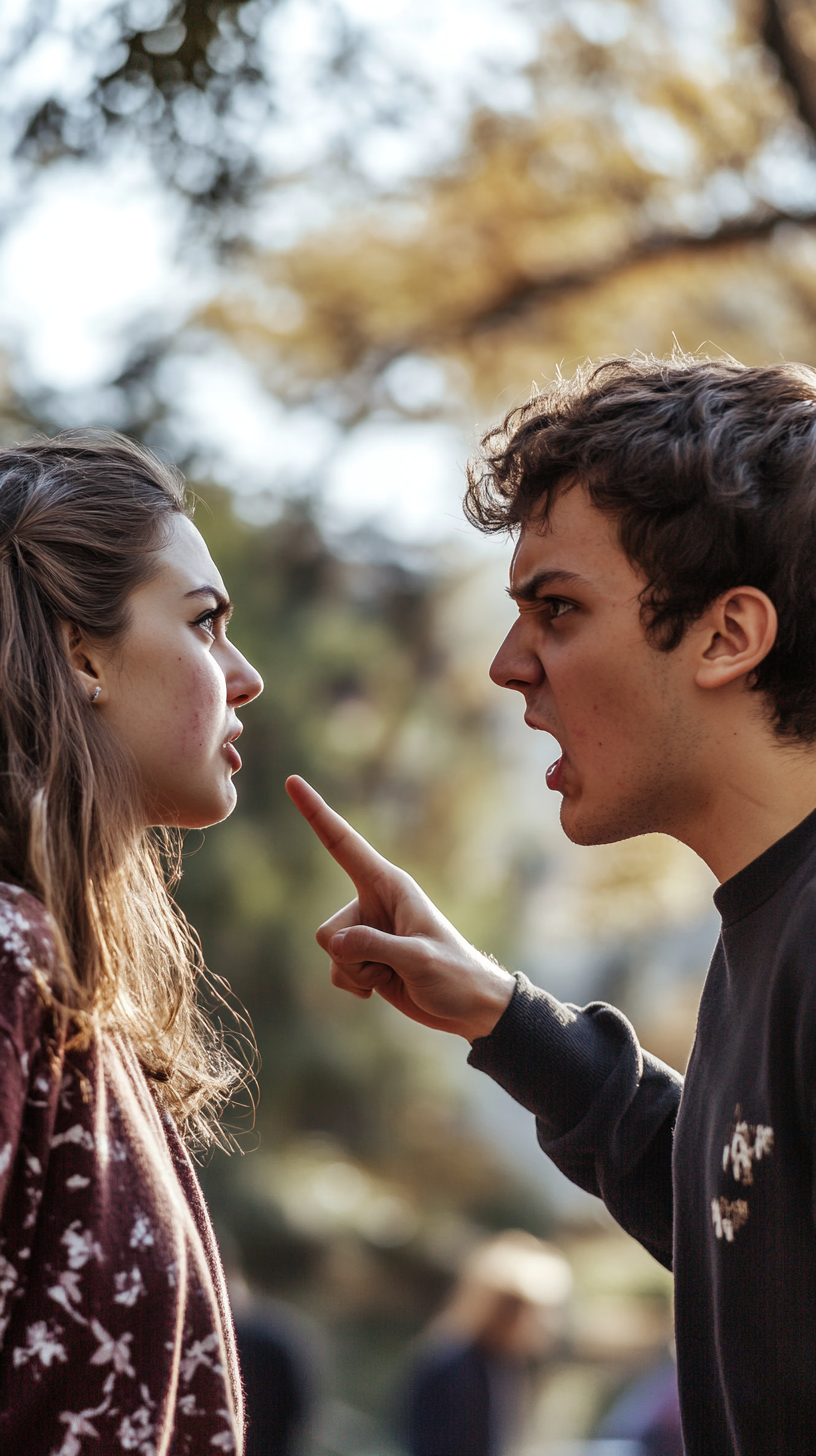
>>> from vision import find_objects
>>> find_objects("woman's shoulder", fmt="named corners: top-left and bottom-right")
top-left (0, 884), bottom-right (57, 1045)
top-left (0, 882), bottom-right (56, 972)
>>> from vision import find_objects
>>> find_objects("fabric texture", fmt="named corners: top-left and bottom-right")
top-left (469, 805), bottom-right (816, 1456)
top-left (0, 882), bottom-right (242, 1455)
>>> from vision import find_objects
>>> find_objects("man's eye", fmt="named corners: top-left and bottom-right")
top-left (545, 598), bottom-right (573, 620)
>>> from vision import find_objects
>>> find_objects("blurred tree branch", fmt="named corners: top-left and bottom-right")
top-left (11, 0), bottom-right (273, 217)
top-left (191, 2), bottom-right (816, 422)
top-left (2, 0), bottom-right (421, 234)
top-left (10, 0), bottom-right (816, 434)
top-left (465, 209), bottom-right (816, 342)
top-left (764, 0), bottom-right (816, 139)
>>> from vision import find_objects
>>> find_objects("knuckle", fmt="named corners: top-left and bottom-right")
top-left (343, 930), bottom-right (369, 960)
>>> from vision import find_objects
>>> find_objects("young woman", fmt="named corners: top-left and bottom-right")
top-left (0, 430), bottom-right (263, 1453)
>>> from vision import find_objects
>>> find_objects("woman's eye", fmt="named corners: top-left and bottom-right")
top-left (196, 614), bottom-right (216, 638)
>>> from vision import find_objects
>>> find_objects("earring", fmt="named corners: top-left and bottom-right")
top-left (91, 686), bottom-right (101, 704)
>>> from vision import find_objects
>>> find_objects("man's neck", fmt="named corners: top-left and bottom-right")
top-left (681, 733), bottom-right (816, 884)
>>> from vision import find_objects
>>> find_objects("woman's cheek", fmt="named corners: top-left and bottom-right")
top-left (180, 664), bottom-right (225, 754)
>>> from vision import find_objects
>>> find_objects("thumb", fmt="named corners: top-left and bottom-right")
top-left (329, 924), bottom-right (429, 975)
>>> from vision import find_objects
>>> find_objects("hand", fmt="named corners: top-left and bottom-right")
top-left (285, 776), bottom-right (516, 1042)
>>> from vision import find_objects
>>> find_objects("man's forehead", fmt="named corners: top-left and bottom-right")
top-left (510, 526), bottom-right (560, 580)
top-left (508, 490), bottom-right (628, 596)
top-left (509, 523), bottom-right (592, 591)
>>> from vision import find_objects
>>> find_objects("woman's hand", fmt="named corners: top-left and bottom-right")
top-left (285, 776), bottom-right (515, 1042)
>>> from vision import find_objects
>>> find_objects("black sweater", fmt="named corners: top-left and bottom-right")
top-left (469, 808), bottom-right (816, 1455)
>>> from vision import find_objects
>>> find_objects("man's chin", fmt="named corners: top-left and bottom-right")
top-left (559, 796), bottom-right (652, 848)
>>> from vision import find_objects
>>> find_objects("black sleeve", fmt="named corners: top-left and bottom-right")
top-left (467, 974), bottom-right (681, 1269)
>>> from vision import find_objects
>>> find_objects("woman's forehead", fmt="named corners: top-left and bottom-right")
top-left (157, 516), bottom-right (226, 597)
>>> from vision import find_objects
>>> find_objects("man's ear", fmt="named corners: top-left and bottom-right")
top-left (694, 587), bottom-right (777, 692)
top-left (60, 622), bottom-right (107, 706)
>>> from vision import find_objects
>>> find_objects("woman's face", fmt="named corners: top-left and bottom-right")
top-left (75, 515), bottom-right (264, 829)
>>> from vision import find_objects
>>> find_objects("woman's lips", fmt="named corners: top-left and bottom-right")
top-left (224, 742), bottom-right (242, 772)
top-left (546, 753), bottom-right (566, 792)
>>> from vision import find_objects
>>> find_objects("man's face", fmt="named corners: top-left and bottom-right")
top-left (490, 483), bottom-right (708, 846)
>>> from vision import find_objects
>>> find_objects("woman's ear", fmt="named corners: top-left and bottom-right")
top-left (694, 587), bottom-right (778, 692)
top-left (60, 622), bottom-right (107, 706)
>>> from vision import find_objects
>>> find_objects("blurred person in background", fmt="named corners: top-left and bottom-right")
top-left (226, 1253), bottom-right (325, 1456)
top-left (290, 354), bottom-right (816, 1456)
top-left (0, 432), bottom-right (263, 1451)
top-left (595, 1352), bottom-right (682, 1456)
top-left (397, 1231), bottom-right (571, 1456)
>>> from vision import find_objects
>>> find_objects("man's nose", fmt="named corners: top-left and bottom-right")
top-left (489, 621), bottom-right (544, 692)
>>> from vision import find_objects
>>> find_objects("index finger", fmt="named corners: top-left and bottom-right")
top-left (285, 775), bottom-right (388, 889)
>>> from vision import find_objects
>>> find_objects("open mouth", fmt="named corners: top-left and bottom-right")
top-left (223, 741), bottom-right (242, 772)
top-left (223, 724), bottom-right (243, 771)
top-left (546, 753), bottom-right (566, 792)
top-left (521, 712), bottom-right (567, 792)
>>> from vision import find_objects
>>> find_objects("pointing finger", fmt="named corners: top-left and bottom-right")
top-left (286, 775), bottom-right (390, 892)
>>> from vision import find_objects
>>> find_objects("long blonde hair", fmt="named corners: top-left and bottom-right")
top-left (0, 429), bottom-right (246, 1145)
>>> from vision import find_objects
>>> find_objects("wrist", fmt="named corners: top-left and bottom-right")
top-left (464, 961), bottom-right (516, 1043)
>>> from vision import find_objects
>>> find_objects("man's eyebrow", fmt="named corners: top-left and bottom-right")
top-left (183, 585), bottom-right (234, 617)
top-left (506, 569), bottom-right (588, 603)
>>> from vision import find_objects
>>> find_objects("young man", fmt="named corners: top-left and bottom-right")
top-left (287, 355), bottom-right (816, 1454)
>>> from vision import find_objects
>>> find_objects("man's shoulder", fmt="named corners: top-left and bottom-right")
top-left (781, 857), bottom-right (816, 918)
top-left (764, 867), bottom-right (816, 999)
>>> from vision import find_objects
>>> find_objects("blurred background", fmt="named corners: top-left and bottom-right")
top-left (3, 0), bottom-right (816, 1449)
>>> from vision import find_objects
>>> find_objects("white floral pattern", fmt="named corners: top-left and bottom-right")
top-left (114, 1267), bottom-right (146, 1308)
top-left (53, 1395), bottom-right (111, 1456)
top-left (90, 1320), bottom-right (136, 1377)
top-left (13, 1319), bottom-right (68, 1368)
top-left (129, 1214), bottom-right (154, 1251)
top-left (181, 1331), bottom-right (220, 1382)
top-left (721, 1110), bottom-right (775, 1187)
top-left (712, 1103), bottom-right (775, 1242)
top-left (61, 1222), bottom-right (103, 1271)
top-left (47, 1270), bottom-right (87, 1324)
top-left (118, 1398), bottom-right (156, 1454)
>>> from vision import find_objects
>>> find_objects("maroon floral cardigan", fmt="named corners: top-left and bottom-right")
top-left (0, 883), bottom-right (243, 1454)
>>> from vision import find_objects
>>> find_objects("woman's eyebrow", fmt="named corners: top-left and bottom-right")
top-left (184, 585), bottom-right (234, 618)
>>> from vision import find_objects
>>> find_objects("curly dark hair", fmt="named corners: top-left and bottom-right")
top-left (465, 353), bottom-right (816, 741)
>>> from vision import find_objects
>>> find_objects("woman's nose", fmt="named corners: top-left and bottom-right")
top-left (229, 652), bottom-right (264, 706)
